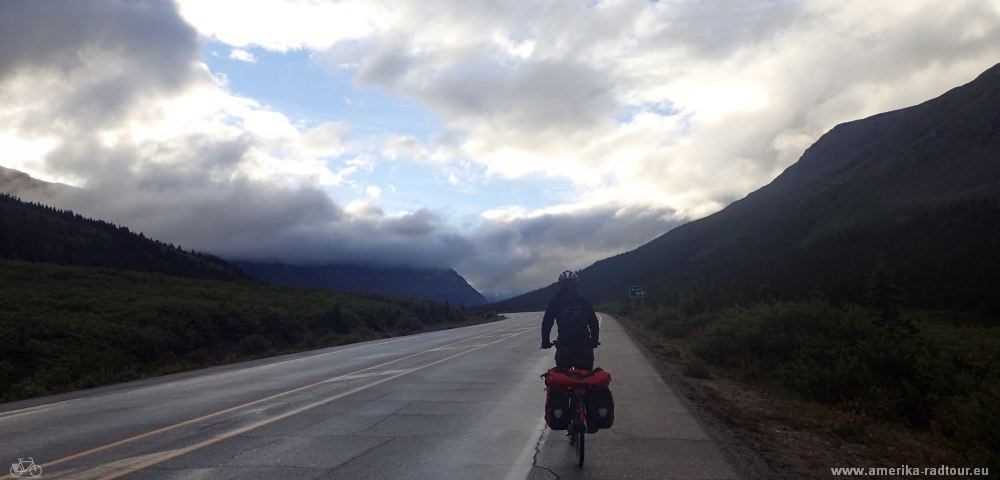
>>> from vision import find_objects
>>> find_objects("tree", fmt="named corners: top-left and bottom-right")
top-left (708, 280), bottom-right (725, 311)
top-left (0, 210), bottom-right (9, 258)
top-left (866, 257), bottom-right (909, 330)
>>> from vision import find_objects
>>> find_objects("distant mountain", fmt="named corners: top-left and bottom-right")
top-left (0, 168), bottom-right (488, 305)
top-left (0, 192), bottom-right (246, 280)
top-left (233, 262), bottom-right (489, 306)
top-left (498, 63), bottom-right (1000, 313)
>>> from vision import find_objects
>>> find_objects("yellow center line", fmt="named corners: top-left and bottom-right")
top-left (5, 318), bottom-right (534, 479)
top-left (101, 322), bottom-right (536, 479)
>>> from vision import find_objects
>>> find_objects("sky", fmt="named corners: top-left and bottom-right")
top-left (1, 0), bottom-right (999, 299)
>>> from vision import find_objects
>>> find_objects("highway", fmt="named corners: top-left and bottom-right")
top-left (0, 313), bottom-right (738, 479)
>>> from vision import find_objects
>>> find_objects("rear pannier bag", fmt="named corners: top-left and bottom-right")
top-left (585, 386), bottom-right (615, 430)
top-left (545, 386), bottom-right (571, 430)
top-left (543, 367), bottom-right (612, 388)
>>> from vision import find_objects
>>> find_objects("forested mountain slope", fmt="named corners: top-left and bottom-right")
top-left (0, 173), bottom-right (487, 305)
top-left (0, 193), bottom-right (245, 280)
top-left (497, 63), bottom-right (1000, 313)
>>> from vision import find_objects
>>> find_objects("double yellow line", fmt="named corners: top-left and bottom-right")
top-left (4, 317), bottom-right (538, 480)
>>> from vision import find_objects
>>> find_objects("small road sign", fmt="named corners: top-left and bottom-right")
top-left (629, 286), bottom-right (647, 298)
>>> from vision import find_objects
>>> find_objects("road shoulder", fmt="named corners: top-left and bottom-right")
top-left (530, 315), bottom-right (741, 479)
top-left (614, 314), bottom-right (784, 480)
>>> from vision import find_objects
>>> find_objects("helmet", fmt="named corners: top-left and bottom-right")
top-left (557, 270), bottom-right (579, 284)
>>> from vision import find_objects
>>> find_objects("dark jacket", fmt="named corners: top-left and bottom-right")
top-left (541, 288), bottom-right (600, 348)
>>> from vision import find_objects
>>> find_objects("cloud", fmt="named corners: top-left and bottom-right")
top-left (457, 202), bottom-right (683, 297)
top-left (300, 0), bottom-right (1000, 210)
top-left (0, 0), bottom-right (467, 272)
top-left (3, 0), bottom-right (1000, 297)
top-left (229, 48), bottom-right (257, 63)
top-left (176, 0), bottom-right (386, 51)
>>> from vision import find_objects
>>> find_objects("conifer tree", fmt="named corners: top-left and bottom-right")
top-left (866, 257), bottom-right (910, 331)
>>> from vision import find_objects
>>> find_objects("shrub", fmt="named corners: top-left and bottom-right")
top-left (396, 316), bottom-right (424, 333)
top-left (624, 289), bottom-right (1000, 462)
top-left (0, 259), bottom-right (494, 403)
top-left (238, 334), bottom-right (269, 356)
top-left (691, 300), bottom-right (986, 431)
top-left (683, 358), bottom-right (711, 379)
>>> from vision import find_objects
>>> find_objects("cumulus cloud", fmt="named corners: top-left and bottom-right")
top-left (335, 0), bottom-right (1000, 212)
top-left (0, 1), bottom-right (470, 272)
top-left (3, 0), bottom-right (1000, 297)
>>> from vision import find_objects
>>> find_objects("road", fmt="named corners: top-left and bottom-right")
top-left (0, 313), bottom-right (738, 479)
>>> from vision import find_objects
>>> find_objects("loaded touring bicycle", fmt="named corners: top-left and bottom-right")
top-left (542, 366), bottom-right (615, 467)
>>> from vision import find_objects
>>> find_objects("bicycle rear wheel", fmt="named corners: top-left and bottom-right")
top-left (568, 395), bottom-right (578, 445)
top-left (576, 423), bottom-right (585, 467)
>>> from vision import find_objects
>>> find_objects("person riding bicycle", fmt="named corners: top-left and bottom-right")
top-left (541, 270), bottom-right (600, 371)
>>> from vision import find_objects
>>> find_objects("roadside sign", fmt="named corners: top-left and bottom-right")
top-left (629, 286), bottom-right (647, 298)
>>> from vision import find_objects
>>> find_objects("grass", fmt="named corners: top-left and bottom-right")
top-left (0, 259), bottom-right (500, 403)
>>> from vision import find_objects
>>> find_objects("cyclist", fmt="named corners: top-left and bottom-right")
top-left (541, 270), bottom-right (600, 370)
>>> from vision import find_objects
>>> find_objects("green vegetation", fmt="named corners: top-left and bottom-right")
top-left (0, 259), bottom-right (493, 403)
top-left (618, 283), bottom-right (1000, 465)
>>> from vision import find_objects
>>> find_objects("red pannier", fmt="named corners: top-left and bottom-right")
top-left (543, 367), bottom-right (611, 388)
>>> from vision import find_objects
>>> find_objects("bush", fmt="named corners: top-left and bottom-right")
top-left (633, 305), bottom-right (716, 339)
top-left (692, 301), bottom-right (945, 423)
top-left (396, 316), bottom-right (424, 333)
top-left (0, 259), bottom-right (495, 403)
top-left (683, 358), bottom-right (711, 379)
top-left (594, 302), bottom-right (631, 317)
top-left (238, 334), bottom-right (269, 356)
top-left (689, 299), bottom-right (1000, 464)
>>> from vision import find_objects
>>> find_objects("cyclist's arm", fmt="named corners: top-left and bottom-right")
top-left (541, 300), bottom-right (557, 344)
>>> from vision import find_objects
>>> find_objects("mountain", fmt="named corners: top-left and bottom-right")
top-left (497, 63), bottom-right (1000, 313)
top-left (0, 169), bottom-right (487, 305)
top-left (0, 165), bottom-right (74, 200)
top-left (0, 192), bottom-right (246, 280)
top-left (232, 262), bottom-right (489, 306)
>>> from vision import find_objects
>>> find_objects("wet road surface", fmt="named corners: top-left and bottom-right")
top-left (0, 312), bottom-right (738, 479)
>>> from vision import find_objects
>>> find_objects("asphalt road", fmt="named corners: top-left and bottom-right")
top-left (0, 313), bottom-right (738, 480)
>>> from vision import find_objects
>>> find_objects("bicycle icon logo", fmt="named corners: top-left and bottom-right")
top-left (9, 457), bottom-right (42, 478)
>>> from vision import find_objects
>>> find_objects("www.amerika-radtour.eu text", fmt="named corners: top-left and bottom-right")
top-left (830, 466), bottom-right (988, 476)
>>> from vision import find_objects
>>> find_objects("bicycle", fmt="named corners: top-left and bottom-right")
top-left (541, 341), bottom-right (607, 468)
top-left (10, 458), bottom-right (42, 478)
top-left (566, 385), bottom-right (589, 467)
